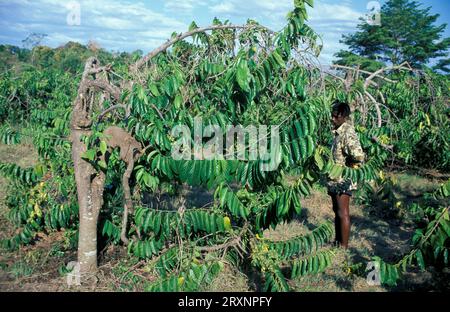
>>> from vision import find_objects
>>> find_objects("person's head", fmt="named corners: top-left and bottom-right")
top-left (331, 101), bottom-right (351, 129)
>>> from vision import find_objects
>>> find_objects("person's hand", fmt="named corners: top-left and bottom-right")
top-left (351, 163), bottom-right (359, 169)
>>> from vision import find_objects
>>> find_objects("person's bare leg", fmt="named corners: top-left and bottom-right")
top-left (331, 194), bottom-right (341, 244)
top-left (336, 194), bottom-right (351, 248)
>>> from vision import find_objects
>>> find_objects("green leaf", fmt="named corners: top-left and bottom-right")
top-left (33, 164), bottom-right (46, 177)
top-left (99, 140), bottom-right (107, 155)
top-left (189, 21), bottom-right (198, 31)
top-left (98, 160), bottom-right (107, 169)
top-left (149, 84), bottom-right (160, 97)
top-left (440, 219), bottom-right (450, 237)
top-left (81, 149), bottom-right (96, 161)
top-left (415, 250), bottom-right (425, 271)
top-left (329, 165), bottom-right (344, 179)
top-left (313, 149), bottom-right (324, 171)
top-left (174, 94), bottom-right (183, 109)
top-left (294, 0), bottom-right (305, 9)
top-left (223, 216), bottom-right (232, 231)
top-left (272, 49), bottom-right (286, 68)
top-left (236, 60), bottom-right (251, 92)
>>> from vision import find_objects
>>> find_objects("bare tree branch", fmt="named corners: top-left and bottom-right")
top-left (150, 103), bottom-right (165, 121)
top-left (365, 91), bottom-right (383, 128)
top-left (86, 64), bottom-right (112, 76)
top-left (196, 224), bottom-right (248, 253)
top-left (87, 80), bottom-right (121, 101)
top-left (132, 24), bottom-right (273, 72)
top-left (364, 61), bottom-right (413, 90)
top-left (196, 236), bottom-right (242, 252)
top-left (330, 64), bottom-right (396, 83)
top-left (98, 104), bottom-right (130, 121)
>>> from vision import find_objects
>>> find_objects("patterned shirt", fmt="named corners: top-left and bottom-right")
top-left (328, 120), bottom-right (365, 192)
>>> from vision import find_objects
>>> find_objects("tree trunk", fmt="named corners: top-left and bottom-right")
top-left (71, 128), bottom-right (106, 276)
top-left (70, 57), bottom-right (108, 279)
top-left (72, 129), bottom-right (94, 274)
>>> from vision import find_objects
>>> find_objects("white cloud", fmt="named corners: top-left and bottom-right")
top-left (95, 16), bottom-right (136, 30)
top-left (210, 2), bottom-right (236, 14)
top-left (0, 0), bottom-right (188, 52)
top-left (77, 0), bottom-right (185, 29)
top-left (308, 2), bottom-right (362, 22)
top-left (251, 0), bottom-right (292, 11)
top-left (306, 1), bottom-right (364, 64)
top-left (47, 33), bottom-right (85, 46)
top-left (0, 0), bottom-right (367, 64)
top-left (208, 0), bottom-right (292, 28)
top-left (205, 0), bottom-right (364, 64)
top-left (164, 0), bottom-right (208, 15)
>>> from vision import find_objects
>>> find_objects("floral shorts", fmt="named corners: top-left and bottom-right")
top-left (327, 179), bottom-right (356, 196)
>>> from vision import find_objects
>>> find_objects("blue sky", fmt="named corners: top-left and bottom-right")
top-left (0, 0), bottom-right (448, 64)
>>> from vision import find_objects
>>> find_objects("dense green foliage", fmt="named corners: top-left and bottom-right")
top-left (334, 0), bottom-right (450, 71)
top-left (0, 0), bottom-right (448, 291)
top-left (354, 180), bottom-right (450, 286)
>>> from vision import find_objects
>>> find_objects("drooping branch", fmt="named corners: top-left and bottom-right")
top-left (120, 158), bottom-right (135, 245)
top-left (98, 104), bottom-right (130, 121)
top-left (330, 64), bottom-right (396, 84)
top-left (365, 91), bottom-right (383, 128)
top-left (196, 224), bottom-right (249, 254)
top-left (196, 235), bottom-right (242, 252)
top-left (364, 61), bottom-right (413, 90)
top-left (327, 62), bottom-right (415, 129)
top-left (87, 80), bottom-right (121, 102)
top-left (362, 63), bottom-right (413, 128)
top-left (85, 63), bottom-right (112, 77)
top-left (103, 126), bottom-right (143, 245)
top-left (98, 102), bottom-right (163, 123)
top-left (344, 69), bottom-right (355, 92)
top-left (131, 24), bottom-right (273, 73)
top-left (150, 103), bottom-right (165, 121)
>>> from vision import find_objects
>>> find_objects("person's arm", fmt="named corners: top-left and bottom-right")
top-left (344, 126), bottom-right (365, 167)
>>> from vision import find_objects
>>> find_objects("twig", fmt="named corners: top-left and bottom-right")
top-left (196, 223), bottom-right (249, 253)
top-left (98, 104), bottom-right (130, 121)
top-left (330, 64), bottom-right (396, 83)
top-left (365, 91), bottom-right (383, 128)
top-left (364, 61), bottom-right (413, 90)
top-left (119, 260), bottom-right (145, 283)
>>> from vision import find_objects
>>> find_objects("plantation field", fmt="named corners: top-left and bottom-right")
top-left (1, 142), bottom-right (448, 292)
top-left (0, 0), bottom-right (449, 292)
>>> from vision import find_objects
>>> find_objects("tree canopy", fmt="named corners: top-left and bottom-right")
top-left (334, 0), bottom-right (449, 71)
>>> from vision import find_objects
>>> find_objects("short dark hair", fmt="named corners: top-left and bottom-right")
top-left (331, 100), bottom-right (351, 117)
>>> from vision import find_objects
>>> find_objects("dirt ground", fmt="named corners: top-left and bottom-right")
top-left (0, 142), bottom-right (449, 292)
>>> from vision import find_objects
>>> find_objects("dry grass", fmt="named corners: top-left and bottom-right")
top-left (0, 139), bottom-right (38, 166)
top-left (206, 264), bottom-right (250, 292)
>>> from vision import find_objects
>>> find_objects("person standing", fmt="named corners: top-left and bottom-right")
top-left (328, 101), bottom-right (365, 249)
